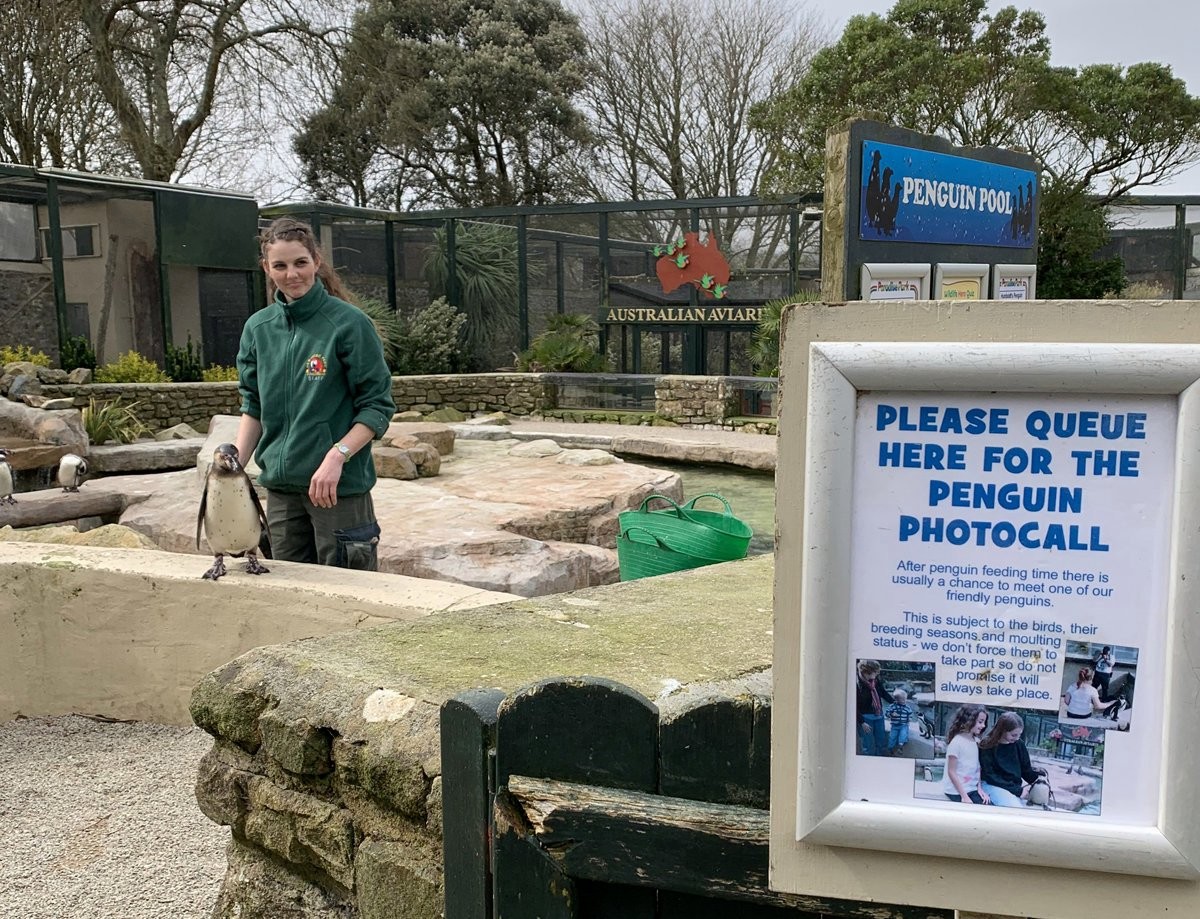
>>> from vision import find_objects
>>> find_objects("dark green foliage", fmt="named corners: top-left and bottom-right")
top-left (1036, 183), bottom-right (1125, 299)
top-left (748, 292), bottom-right (820, 377)
top-left (356, 297), bottom-right (407, 371)
top-left (397, 298), bottom-right (467, 375)
top-left (164, 335), bottom-right (205, 382)
top-left (59, 336), bottom-right (97, 372)
top-left (517, 314), bottom-right (607, 373)
top-left (426, 222), bottom-right (521, 371)
top-left (294, 0), bottom-right (592, 209)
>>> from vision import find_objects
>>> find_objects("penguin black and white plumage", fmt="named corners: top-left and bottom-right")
top-left (0, 448), bottom-right (16, 505)
top-left (57, 453), bottom-right (88, 492)
top-left (196, 443), bottom-right (271, 581)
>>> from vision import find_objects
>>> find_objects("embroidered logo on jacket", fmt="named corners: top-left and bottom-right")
top-left (305, 354), bottom-right (327, 378)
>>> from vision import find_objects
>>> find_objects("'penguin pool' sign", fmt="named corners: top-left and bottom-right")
top-left (861, 141), bottom-right (1037, 248)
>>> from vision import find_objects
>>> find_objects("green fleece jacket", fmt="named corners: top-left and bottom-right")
top-left (237, 279), bottom-right (395, 496)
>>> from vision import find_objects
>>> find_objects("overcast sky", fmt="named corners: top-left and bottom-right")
top-left (809, 0), bottom-right (1200, 197)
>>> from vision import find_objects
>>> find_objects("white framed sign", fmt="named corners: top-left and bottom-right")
top-left (791, 342), bottom-right (1200, 881)
top-left (933, 262), bottom-right (988, 300)
top-left (860, 263), bottom-right (930, 301)
top-left (992, 263), bottom-right (1037, 300)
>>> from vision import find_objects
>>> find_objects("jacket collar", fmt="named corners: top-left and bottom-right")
top-left (277, 277), bottom-right (329, 321)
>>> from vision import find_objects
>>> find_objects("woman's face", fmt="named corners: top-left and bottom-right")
top-left (263, 239), bottom-right (319, 301)
top-left (972, 711), bottom-right (988, 734)
top-left (1002, 726), bottom-right (1023, 744)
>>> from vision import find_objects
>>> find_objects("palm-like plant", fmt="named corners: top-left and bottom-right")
top-left (749, 291), bottom-right (821, 377)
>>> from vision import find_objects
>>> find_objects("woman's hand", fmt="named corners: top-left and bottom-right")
top-left (977, 788), bottom-right (991, 805)
top-left (309, 451), bottom-right (345, 508)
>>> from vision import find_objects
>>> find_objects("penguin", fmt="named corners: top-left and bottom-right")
top-left (196, 442), bottom-right (271, 581)
top-left (57, 453), bottom-right (88, 492)
top-left (0, 448), bottom-right (16, 505)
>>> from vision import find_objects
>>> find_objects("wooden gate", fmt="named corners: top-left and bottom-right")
top-left (440, 676), bottom-right (952, 919)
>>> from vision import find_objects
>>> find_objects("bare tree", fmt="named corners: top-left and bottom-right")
top-left (78, 0), bottom-right (345, 183)
top-left (0, 0), bottom-right (125, 170)
top-left (571, 0), bottom-right (828, 266)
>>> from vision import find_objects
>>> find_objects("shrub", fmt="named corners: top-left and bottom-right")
top-left (202, 365), bottom-right (239, 382)
top-left (164, 336), bottom-right (205, 382)
top-left (397, 297), bottom-right (467, 375)
top-left (356, 297), bottom-right (406, 371)
top-left (60, 336), bottom-right (97, 372)
top-left (749, 291), bottom-right (821, 377)
top-left (517, 314), bottom-right (607, 373)
top-left (0, 344), bottom-right (51, 366)
top-left (83, 397), bottom-right (149, 444)
top-left (94, 351), bottom-right (170, 383)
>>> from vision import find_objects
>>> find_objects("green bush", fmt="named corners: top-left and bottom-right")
top-left (398, 297), bottom-right (467, 375)
top-left (164, 336), bottom-right (205, 382)
top-left (517, 314), bottom-right (607, 373)
top-left (83, 397), bottom-right (149, 444)
top-left (94, 351), bottom-right (170, 383)
top-left (356, 297), bottom-right (407, 371)
top-left (749, 291), bottom-right (821, 377)
top-left (202, 364), bottom-right (239, 382)
top-left (60, 336), bottom-right (97, 372)
top-left (0, 344), bottom-right (51, 366)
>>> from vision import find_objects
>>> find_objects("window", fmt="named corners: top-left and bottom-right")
top-left (0, 200), bottom-right (38, 261)
top-left (40, 225), bottom-right (98, 259)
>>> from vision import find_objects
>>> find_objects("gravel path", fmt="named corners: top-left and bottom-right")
top-left (0, 716), bottom-right (228, 919)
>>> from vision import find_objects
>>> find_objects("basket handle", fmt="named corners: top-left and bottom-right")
top-left (637, 493), bottom-right (685, 517)
top-left (682, 492), bottom-right (734, 516)
top-left (622, 526), bottom-right (670, 548)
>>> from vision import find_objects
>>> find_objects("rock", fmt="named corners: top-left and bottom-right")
top-left (410, 443), bottom-right (440, 477)
top-left (38, 397), bottom-right (76, 411)
top-left (209, 837), bottom-right (355, 919)
top-left (67, 367), bottom-right (93, 384)
top-left (424, 406), bottom-right (466, 423)
top-left (556, 448), bottom-right (620, 466)
top-left (380, 422), bottom-right (454, 456)
top-left (463, 411), bottom-right (510, 426)
top-left (373, 447), bottom-right (418, 480)
top-left (0, 523), bottom-right (161, 550)
top-left (508, 438), bottom-right (562, 458)
top-left (155, 422), bottom-right (201, 440)
top-left (356, 838), bottom-right (443, 919)
top-left (90, 439), bottom-right (204, 473)
top-left (391, 410), bottom-right (424, 423)
top-left (8, 374), bottom-right (39, 400)
top-left (90, 441), bottom-right (683, 596)
top-left (35, 367), bottom-right (69, 384)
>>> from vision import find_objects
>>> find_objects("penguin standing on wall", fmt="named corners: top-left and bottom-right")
top-left (57, 453), bottom-right (88, 492)
top-left (197, 443), bottom-right (271, 581)
top-left (0, 448), bottom-right (16, 504)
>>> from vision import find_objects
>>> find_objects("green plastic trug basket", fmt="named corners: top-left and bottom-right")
top-left (616, 526), bottom-right (723, 581)
top-left (618, 492), bottom-right (752, 562)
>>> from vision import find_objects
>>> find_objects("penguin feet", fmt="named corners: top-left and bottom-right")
top-left (244, 553), bottom-right (270, 576)
top-left (0, 495), bottom-right (15, 505)
top-left (62, 486), bottom-right (80, 493)
top-left (202, 555), bottom-right (227, 580)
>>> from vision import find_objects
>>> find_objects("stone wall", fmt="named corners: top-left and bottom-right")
top-left (33, 373), bottom-right (777, 433)
top-left (0, 268), bottom-right (59, 364)
top-left (186, 554), bottom-right (775, 918)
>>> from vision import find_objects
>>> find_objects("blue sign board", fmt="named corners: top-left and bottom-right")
top-left (860, 141), bottom-right (1036, 248)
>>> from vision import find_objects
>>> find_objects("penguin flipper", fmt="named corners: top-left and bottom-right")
top-left (196, 482), bottom-right (209, 551)
top-left (248, 483), bottom-right (272, 558)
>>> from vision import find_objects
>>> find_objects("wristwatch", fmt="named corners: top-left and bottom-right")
top-left (334, 442), bottom-right (351, 461)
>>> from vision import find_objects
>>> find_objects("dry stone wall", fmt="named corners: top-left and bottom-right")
top-left (31, 373), bottom-right (776, 433)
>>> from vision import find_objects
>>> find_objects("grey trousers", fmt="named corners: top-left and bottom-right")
top-left (265, 489), bottom-right (380, 570)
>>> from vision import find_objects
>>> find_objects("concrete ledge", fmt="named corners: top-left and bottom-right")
top-left (0, 542), bottom-right (520, 724)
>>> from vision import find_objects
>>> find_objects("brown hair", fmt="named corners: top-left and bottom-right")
top-left (259, 217), bottom-right (352, 302)
top-left (1075, 668), bottom-right (1093, 688)
top-left (979, 711), bottom-right (1024, 750)
top-left (945, 704), bottom-right (986, 746)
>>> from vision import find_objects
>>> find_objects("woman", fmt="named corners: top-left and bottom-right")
top-left (979, 712), bottom-right (1043, 807)
top-left (1062, 668), bottom-right (1103, 720)
top-left (235, 217), bottom-right (396, 570)
top-left (1093, 646), bottom-right (1114, 701)
top-left (940, 705), bottom-right (990, 804)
